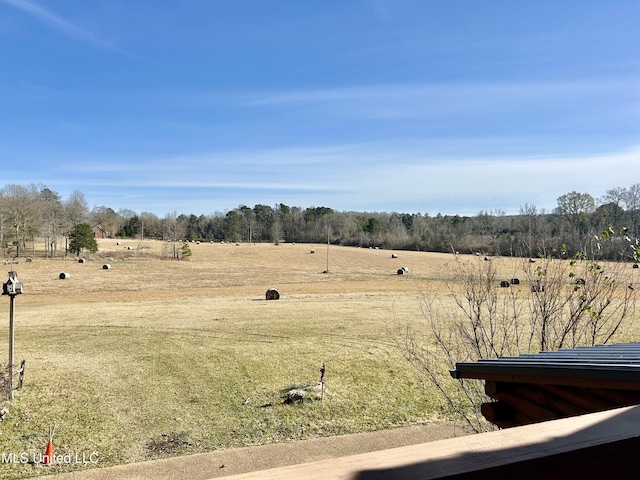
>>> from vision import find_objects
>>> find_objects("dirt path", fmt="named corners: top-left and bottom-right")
top-left (31, 422), bottom-right (470, 480)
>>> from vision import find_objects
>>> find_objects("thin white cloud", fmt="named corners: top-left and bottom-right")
top-left (240, 79), bottom-right (638, 126)
top-left (244, 80), bottom-right (633, 107)
top-left (16, 141), bottom-right (635, 215)
top-left (1, 0), bottom-right (137, 58)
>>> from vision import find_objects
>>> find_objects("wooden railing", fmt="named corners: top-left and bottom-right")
top-left (221, 405), bottom-right (640, 479)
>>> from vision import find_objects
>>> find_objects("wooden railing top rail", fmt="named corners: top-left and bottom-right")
top-left (221, 405), bottom-right (640, 480)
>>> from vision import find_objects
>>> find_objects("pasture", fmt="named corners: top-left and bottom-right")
top-left (0, 240), bottom-right (636, 478)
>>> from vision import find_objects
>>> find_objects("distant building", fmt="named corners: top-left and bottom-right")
top-left (93, 226), bottom-right (109, 239)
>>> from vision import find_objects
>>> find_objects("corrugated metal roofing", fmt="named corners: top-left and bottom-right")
top-left (451, 342), bottom-right (640, 382)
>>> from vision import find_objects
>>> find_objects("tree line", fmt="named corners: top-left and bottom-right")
top-left (1, 183), bottom-right (639, 261)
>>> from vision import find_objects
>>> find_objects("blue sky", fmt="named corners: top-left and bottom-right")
top-left (1, 1), bottom-right (638, 217)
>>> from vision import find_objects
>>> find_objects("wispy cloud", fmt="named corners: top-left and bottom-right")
top-left (5, 138), bottom-right (640, 215)
top-left (11, 140), bottom-right (636, 215)
top-left (244, 79), bottom-right (635, 108)
top-left (1, 0), bottom-right (137, 58)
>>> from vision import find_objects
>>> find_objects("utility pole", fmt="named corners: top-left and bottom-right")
top-left (14, 223), bottom-right (19, 258)
top-left (326, 226), bottom-right (330, 273)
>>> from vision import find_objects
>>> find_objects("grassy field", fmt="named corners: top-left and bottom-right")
top-left (0, 240), bottom-right (636, 478)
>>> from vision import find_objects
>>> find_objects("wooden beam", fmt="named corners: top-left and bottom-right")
top-left (457, 371), bottom-right (640, 391)
top-left (221, 406), bottom-right (640, 480)
top-left (537, 384), bottom-right (618, 412)
top-left (481, 402), bottom-right (535, 429)
top-left (510, 383), bottom-right (588, 417)
top-left (481, 401), bottom-right (514, 423)
top-left (585, 386), bottom-right (640, 406)
top-left (485, 390), bottom-right (561, 423)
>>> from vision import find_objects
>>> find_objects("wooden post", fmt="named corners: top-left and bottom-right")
top-left (320, 362), bottom-right (326, 403)
top-left (3, 271), bottom-right (24, 401)
top-left (17, 359), bottom-right (25, 390)
top-left (8, 293), bottom-right (14, 400)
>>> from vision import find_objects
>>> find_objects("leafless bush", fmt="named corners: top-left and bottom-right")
top-left (395, 243), bottom-right (637, 432)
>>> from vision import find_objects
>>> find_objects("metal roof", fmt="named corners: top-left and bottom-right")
top-left (451, 342), bottom-right (640, 383)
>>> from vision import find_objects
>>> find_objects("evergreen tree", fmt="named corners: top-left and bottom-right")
top-left (68, 223), bottom-right (98, 255)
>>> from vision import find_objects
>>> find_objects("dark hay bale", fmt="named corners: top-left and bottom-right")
top-left (310, 249), bottom-right (315, 254)
top-left (102, 264), bottom-right (111, 270)
top-left (531, 284), bottom-right (545, 293)
top-left (510, 278), bottom-right (520, 285)
top-left (391, 254), bottom-right (398, 258)
top-left (265, 288), bottom-right (280, 300)
top-left (397, 267), bottom-right (408, 275)
top-left (500, 280), bottom-right (510, 288)
top-left (634, 263), bottom-right (639, 269)
top-left (78, 258), bottom-right (85, 263)
top-left (59, 272), bottom-right (70, 280)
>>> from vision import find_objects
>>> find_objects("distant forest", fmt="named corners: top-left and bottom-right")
top-left (1, 183), bottom-right (639, 261)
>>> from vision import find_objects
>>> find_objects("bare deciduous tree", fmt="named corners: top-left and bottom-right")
top-left (162, 211), bottom-right (187, 259)
top-left (0, 184), bottom-right (41, 257)
top-left (396, 236), bottom-right (637, 433)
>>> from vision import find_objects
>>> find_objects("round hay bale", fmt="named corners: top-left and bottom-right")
top-left (310, 249), bottom-right (315, 254)
top-left (25, 257), bottom-right (33, 263)
top-left (397, 267), bottom-right (408, 275)
top-left (265, 288), bottom-right (280, 300)
top-left (102, 264), bottom-right (111, 270)
top-left (510, 278), bottom-right (520, 285)
top-left (78, 258), bottom-right (85, 263)
top-left (500, 280), bottom-right (510, 288)
top-left (633, 263), bottom-right (639, 269)
top-left (59, 272), bottom-right (70, 280)
top-left (391, 253), bottom-right (398, 258)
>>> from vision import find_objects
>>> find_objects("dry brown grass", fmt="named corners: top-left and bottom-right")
top-left (0, 240), bottom-right (636, 478)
